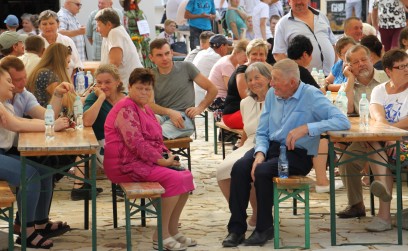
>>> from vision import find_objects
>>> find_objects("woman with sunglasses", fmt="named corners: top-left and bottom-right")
top-left (37, 10), bottom-right (83, 77)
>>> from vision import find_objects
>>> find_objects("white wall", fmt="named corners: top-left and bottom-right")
top-left (59, 0), bottom-right (164, 60)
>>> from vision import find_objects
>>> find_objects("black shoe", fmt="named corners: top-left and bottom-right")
top-left (244, 227), bottom-right (274, 246)
top-left (222, 232), bottom-right (245, 247)
top-left (336, 204), bottom-right (366, 218)
top-left (71, 185), bottom-right (103, 201)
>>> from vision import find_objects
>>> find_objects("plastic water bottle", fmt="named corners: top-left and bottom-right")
top-left (336, 91), bottom-right (348, 116)
top-left (311, 67), bottom-right (318, 84)
top-left (359, 93), bottom-right (369, 128)
top-left (326, 91), bottom-right (333, 103)
top-left (317, 69), bottom-right (326, 88)
top-left (278, 145), bottom-right (289, 178)
top-left (44, 105), bottom-right (55, 140)
top-left (73, 96), bottom-right (83, 129)
top-left (86, 71), bottom-right (94, 87)
top-left (75, 71), bottom-right (86, 95)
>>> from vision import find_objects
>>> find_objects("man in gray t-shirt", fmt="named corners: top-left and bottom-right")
top-left (149, 38), bottom-right (218, 139)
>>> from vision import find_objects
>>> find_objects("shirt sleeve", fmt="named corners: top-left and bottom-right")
top-left (272, 19), bottom-right (287, 54)
top-left (185, 61), bottom-right (200, 80)
top-left (254, 89), bottom-right (272, 156)
top-left (24, 91), bottom-right (41, 114)
top-left (185, 0), bottom-right (195, 13)
top-left (58, 13), bottom-right (69, 31)
top-left (86, 13), bottom-right (94, 39)
top-left (369, 84), bottom-right (384, 105)
top-left (115, 106), bottom-right (163, 166)
top-left (83, 92), bottom-right (97, 112)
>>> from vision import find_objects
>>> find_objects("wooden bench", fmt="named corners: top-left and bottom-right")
top-left (0, 181), bottom-right (16, 251)
top-left (273, 176), bottom-right (315, 249)
top-left (164, 137), bottom-right (193, 172)
top-left (112, 137), bottom-right (192, 229)
top-left (120, 182), bottom-right (165, 251)
top-left (215, 121), bottom-right (244, 159)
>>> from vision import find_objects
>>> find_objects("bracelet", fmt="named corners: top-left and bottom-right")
top-left (53, 92), bottom-right (63, 98)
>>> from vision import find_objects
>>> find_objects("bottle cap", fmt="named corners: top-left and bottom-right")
top-left (47, 104), bottom-right (52, 109)
top-left (312, 67), bottom-right (317, 71)
top-left (362, 93), bottom-right (366, 98)
top-left (341, 92), bottom-right (346, 96)
top-left (318, 69), bottom-right (324, 73)
top-left (326, 91), bottom-right (331, 94)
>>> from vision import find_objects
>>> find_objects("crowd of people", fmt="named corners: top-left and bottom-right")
top-left (1, 0), bottom-right (408, 250)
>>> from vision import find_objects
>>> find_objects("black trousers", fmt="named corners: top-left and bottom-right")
top-left (227, 141), bottom-right (313, 235)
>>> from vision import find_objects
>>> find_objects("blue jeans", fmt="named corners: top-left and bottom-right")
top-left (0, 151), bottom-right (53, 227)
top-left (156, 112), bottom-right (195, 139)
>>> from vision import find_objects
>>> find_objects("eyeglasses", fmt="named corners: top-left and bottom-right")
top-left (392, 63), bottom-right (408, 70)
top-left (69, 1), bottom-right (82, 7)
top-left (349, 57), bottom-right (369, 67)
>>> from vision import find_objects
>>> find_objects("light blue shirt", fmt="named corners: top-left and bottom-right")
top-left (254, 82), bottom-right (350, 156)
top-left (7, 88), bottom-right (40, 118)
top-left (186, 0), bottom-right (216, 30)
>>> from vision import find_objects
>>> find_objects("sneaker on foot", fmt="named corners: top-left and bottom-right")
top-left (365, 216), bottom-right (392, 232)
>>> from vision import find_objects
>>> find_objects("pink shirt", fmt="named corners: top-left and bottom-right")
top-left (208, 55), bottom-right (235, 98)
top-left (104, 97), bottom-right (168, 183)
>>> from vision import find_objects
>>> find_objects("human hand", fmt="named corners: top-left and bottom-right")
top-left (54, 116), bottom-right (70, 131)
top-left (185, 106), bottom-right (204, 119)
top-left (93, 86), bottom-right (106, 100)
top-left (251, 152), bottom-right (265, 181)
top-left (342, 64), bottom-right (355, 80)
top-left (78, 26), bottom-right (86, 35)
top-left (286, 125), bottom-right (308, 150)
top-left (55, 82), bottom-right (74, 96)
top-left (169, 110), bottom-right (185, 129)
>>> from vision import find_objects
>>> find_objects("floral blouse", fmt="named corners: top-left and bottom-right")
top-left (373, 0), bottom-right (406, 29)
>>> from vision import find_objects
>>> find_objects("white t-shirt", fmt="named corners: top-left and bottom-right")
top-left (101, 26), bottom-right (143, 91)
top-left (192, 47), bottom-right (221, 105)
top-left (176, 0), bottom-right (189, 26)
top-left (18, 52), bottom-right (41, 77)
top-left (208, 55), bottom-right (235, 98)
top-left (0, 103), bottom-right (16, 151)
top-left (370, 82), bottom-right (408, 123)
top-left (252, 2), bottom-right (272, 40)
top-left (242, 0), bottom-right (260, 16)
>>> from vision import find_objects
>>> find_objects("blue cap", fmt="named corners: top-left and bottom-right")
top-left (4, 15), bottom-right (19, 27)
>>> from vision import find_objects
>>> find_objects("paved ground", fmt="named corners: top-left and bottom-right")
top-left (1, 117), bottom-right (408, 250)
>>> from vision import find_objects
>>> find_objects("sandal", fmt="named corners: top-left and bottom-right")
top-left (16, 231), bottom-right (53, 249)
top-left (153, 237), bottom-right (186, 251)
top-left (173, 232), bottom-right (197, 247)
top-left (37, 221), bottom-right (71, 238)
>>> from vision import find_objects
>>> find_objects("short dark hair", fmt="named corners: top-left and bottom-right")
top-left (382, 49), bottom-right (408, 71)
top-left (0, 47), bottom-right (13, 56)
top-left (0, 55), bottom-right (25, 72)
top-left (149, 38), bottom-right (169, 55)
top-left (399, 26), bottom-right (408, 49)
top-left (360, 35), bottom-right (382, 58)
top-left (287, 35), bottom-right (313, 60)
top-left (199, 31), bottom-right (214, 42)
top-left (24, 35), bottom-right (45, 54)
top-left (129, 68), bottom-right (155, 87)
top-left (95, 8), bottom-right (120, 27)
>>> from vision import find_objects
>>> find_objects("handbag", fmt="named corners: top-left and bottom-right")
top-left (170, 34), bottom-right (187, 54)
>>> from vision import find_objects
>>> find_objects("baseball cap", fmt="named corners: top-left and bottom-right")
top-left (209, 34), bottom-right (233, 48)
top-left (4, 15), bottom-right (19, 27)
top-left (0, 31), bottom-right (27, 50)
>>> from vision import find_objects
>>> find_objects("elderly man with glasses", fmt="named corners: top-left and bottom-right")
top-left (58, 0), bottom-right (87, 61)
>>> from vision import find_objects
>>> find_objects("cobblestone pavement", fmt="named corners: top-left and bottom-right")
top-left (1, 118), bottom-right (408, 250)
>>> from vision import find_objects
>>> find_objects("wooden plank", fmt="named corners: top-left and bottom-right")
top-left (215, 121), bottom-right (244, 136)
top-left (120, 182), bottom-right (165, 199)
top-left (328, 117), bottom-right (408, 142)
top-left (18, 127), bottom-right (99, 156)
top-left (0, 181), bottom-right (16, 207)
top-left (273, 176), bottom-right (315, 189)
top-left (164, 137), bottom-right (192, 149)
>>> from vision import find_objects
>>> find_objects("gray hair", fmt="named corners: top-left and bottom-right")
top-left (95, 8), bottom-right (120, 27)
top-left (245, 62), bottom-right (271, 98)
top-left (345, 44), bottom-right (370, 63)
top-left (272, 59), bottom-right (300, 82)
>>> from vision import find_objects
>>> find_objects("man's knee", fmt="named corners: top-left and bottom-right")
top-left (230, 159), bottom-right (252, 179)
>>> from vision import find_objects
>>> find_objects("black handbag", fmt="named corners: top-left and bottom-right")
top-left (170, 35), bottom-right (187, 54)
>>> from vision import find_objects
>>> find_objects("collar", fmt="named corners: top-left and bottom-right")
top-left (277, 82), bottom-right (304, 100)
top-left (289, 6), bottom-right (319, 20)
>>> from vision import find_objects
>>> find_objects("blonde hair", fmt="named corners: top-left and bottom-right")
top-left (27, 43), bottom-right (75, 113)
top-left (232, 39), bottom-right (249, 54)
top-left (95, 64), bottom-right (124, 92)
top-left (246, 39), bottom-right (268, 57)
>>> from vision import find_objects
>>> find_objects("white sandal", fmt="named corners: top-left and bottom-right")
top-left (172, 233), bottom-right (197, 247)
top-left (153, 237), bottom-right (186, 251)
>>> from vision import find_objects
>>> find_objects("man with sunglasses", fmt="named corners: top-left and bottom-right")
top-left (58, 0), bottom-right (87, 61)
top-left (337, 44), bottom-right (392, 232)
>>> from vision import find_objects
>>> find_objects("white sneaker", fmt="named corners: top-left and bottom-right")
top-left (315, 180), bottom-right (344, 193)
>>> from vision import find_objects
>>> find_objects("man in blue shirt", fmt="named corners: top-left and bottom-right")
top-left (222, 59), bottom-right (350, 247)
top-left (185, 0), bottom-right (216, 50)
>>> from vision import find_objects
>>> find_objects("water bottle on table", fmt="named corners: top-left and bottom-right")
top-left (86, 71), bottom-right (94, 86)
top-left (317, 69), bottom-right (326, 89)
top-left (325, 91), bottom-right (333, 103)
top-left (359, 93), bottom-right (369, 128)
top-left (73, 96), bottom-right (84, 129)
top-left (311, 67), bottom-right (318, 84)
top-left (278, 145), bottom-right (289, 178)
top-left (75, 71), bottom-right (86, 95)
top-left (44, 105), bottom-right (55, 140)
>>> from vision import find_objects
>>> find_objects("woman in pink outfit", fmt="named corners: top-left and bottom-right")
top-left (104, 68), bottom-right (195, 251)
